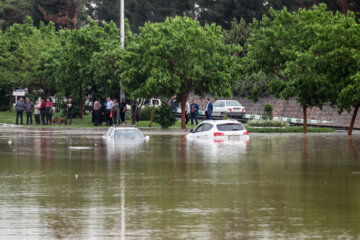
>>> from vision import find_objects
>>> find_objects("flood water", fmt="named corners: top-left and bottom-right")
top-left (0, 127), bottom-right (360, 239)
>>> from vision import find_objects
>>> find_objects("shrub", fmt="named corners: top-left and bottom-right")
top-left (263, 103), bottom-right (273, 120)
top-left (247, 119), bottom-right (288, 128)
top-left (153, 102), bottom-right (176, 128)
top-left (138, 106), bottom-right (153, 121)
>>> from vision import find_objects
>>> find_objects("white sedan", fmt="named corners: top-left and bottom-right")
top-left (212, 100), bottom-right (246, 117)
top-left (187, 120), bottom-right (249, 140)
top-left (103, 127), bottom-right (148, 141)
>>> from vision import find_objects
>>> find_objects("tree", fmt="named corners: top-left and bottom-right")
top-left (90, 19), bottom-right (134, 98)
top-left (245, 5), bottom-right (338, 133)
top-left (49, 19), bottom-right (120, 118)
top-left (311, 9), bottom-right (360, 135)
top-left (86, 0), bottom-right (195, 32)
top-left (31, 0), bottom-right (88, 29)
top-left (0, 16), bottom-right (36, 111)
top-left (0, 0), bottom-right (31, 30)
top-left (196, 0), bottom-right (266, 30)
top-left (121, 16), bottom-right (241, 129)
top-left (19, 21), bottom-right (59, 98)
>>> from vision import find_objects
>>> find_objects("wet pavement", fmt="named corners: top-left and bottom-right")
top-left (0, 127), bottom-right (360, 239)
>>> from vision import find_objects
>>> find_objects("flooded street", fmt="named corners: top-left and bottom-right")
top-left (0, 127), bottom-right (360, 239)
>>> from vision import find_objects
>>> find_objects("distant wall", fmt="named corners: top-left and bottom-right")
top-left (188, 94), bottom-right (360, 128)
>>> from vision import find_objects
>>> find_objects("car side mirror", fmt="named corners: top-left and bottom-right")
top-left (190, 129), bottom-right (194, 133)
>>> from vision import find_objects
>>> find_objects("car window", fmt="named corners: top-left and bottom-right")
top-left (106, 129), bottom-right (114, 137)
top-left (115, 130), bottom-right (144, 140)
top-left (226, 100), bottom-right (241, 107)
top-left (216, 123), bottom-right (244, 131)
top-left (194, 123), bottom-right (213, 133)
top-left (202, 123), bottom-right (213, 132)
top-left (194, 124), bottom-right (204, 133)
top-left (213, 101), bottom-right (220, 107)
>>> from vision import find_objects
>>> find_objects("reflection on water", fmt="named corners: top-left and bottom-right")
top-left (0, 128), bottom-right (360, 239)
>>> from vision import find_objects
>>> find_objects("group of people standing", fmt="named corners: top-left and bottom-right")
top-left (15, 97), bottom-right (73, 126)
top-left (171, 96), bottom-right (213, 126)
top-left (93, 97), bottom-right (133, 127)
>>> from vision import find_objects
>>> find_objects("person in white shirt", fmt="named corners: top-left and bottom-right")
top-left (185, 101), bottom-right (190, 124)
top-left (106, 97), bottom-right (114, 126)
top-left (34, 100), bottom-right (42, 124)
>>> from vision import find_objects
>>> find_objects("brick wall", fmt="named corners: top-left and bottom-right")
top-left (188, 94), bottom-right (360, 128)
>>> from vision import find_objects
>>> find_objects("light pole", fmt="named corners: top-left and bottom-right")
top-left (120, 0), bottom-right (125, 99)
top-left (120, 2), bottom-right (126, 239)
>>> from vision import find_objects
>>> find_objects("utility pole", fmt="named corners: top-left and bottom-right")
top-left (120, 0), bottom-right (125, 99)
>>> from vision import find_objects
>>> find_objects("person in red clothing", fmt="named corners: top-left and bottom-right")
top-left (45, 98), bottom-right (53, 125)
top-left (40, 98), bottom-right (46, 125)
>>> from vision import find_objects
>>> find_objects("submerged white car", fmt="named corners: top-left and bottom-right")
top-left (187, 120), bottom-right (249, 140)
top-left (212, 100), bottom-right (246, 117)
top-left (103, 127), bottom-right (147, 141)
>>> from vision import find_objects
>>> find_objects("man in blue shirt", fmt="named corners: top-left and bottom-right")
top-left (106, 97), bottom-right (114, 126)
top-left (190, 99), bottom-right (199, 126)
top-left (205, 98), bottom-right (213, 120)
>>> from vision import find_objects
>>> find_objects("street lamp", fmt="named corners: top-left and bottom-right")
top-left (119, 0), bottom-right (125, 99)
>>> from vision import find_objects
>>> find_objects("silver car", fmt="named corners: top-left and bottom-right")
top-left (103, 127), bottom-right (146, 141)
top-left (212, 100), bottom-right (246, 117)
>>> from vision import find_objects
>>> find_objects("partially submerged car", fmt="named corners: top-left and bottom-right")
top-left (103, 127), bottom-right (148, 141)
top-left (212, 100), bottom-right (246, 117)
top-left (187, 120), bottom-right (249, 140)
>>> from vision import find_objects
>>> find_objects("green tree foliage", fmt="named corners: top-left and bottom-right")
top-left (246, 5), bottom-right (339, 133)
top-left (196, 0), bottom-right (266, 30)
top-left (267, 0), bottom-right (360, 15)
top-left (308, 7), bottom-right (360, 135)
top-left (223, 18), bottom-right (250, 48)
top-left (121, 16), bottom-right (241, 129)
top-left (19, 21), bottom-right (59, 98)
top-left (47, 19), bottom-right (120, 118)
top-left (0, 16), bottom-right (36, 111)
top-left (90, 19), bottom-right (134, 98)
top-left (0, 0), bottom-right (31, 30)
top-left (87, 0), bottom-right (195, 32)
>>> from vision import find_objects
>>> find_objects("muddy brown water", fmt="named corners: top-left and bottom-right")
top-left (0, 127), bottom-right (360, 239)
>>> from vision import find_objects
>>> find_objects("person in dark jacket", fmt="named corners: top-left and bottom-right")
top-left (118, 98), bottom-right (127, 125)
top-left (25, 98), bottom-right (34, 125)
top-left (190, 99), bottom-right (199, 126)
top-left (15, 98), bottom-right (26, 125)
top-left (40, 98), bottom-right (46, 125)
top-left (65, 98), bottom-right (73, 125)
top-left (205, 98), bottom-right (213, 120)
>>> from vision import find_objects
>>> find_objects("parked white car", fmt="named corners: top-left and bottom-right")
top-left (212, 100), bottom-right (246, 117)
top-left (187, 120), bottom-right (249, 140)
top-left (103, 127), bottom-right (148, 141)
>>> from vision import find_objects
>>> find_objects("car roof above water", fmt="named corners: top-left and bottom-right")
top-left (200, 120), bottom-right (243, 125)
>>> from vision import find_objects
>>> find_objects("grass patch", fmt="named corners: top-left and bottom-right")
top-left (247, 126), bottom-right (336, 133)
top-left (0, 110), bottom-right (190, 128)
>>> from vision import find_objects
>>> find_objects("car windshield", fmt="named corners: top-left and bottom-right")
top-left (115, 130), bottom-right (144, 140)
top-left (226, 100), bottom-right (241, 107)
top-left (217, 123), bottom-right (244, 131)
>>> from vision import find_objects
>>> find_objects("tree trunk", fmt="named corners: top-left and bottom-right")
top-left (8, 89), bottom-right (13, 112)
top-left (79, 89), bottom-right (84, 119)
top-left (149, 104), bottom-right (156, 128)
top-left (348, 102), bottom-right (360, 136)
top-left (303, 106), bottom-right (308, 134)
top-left (180, 90), bottom-right (190, 129)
